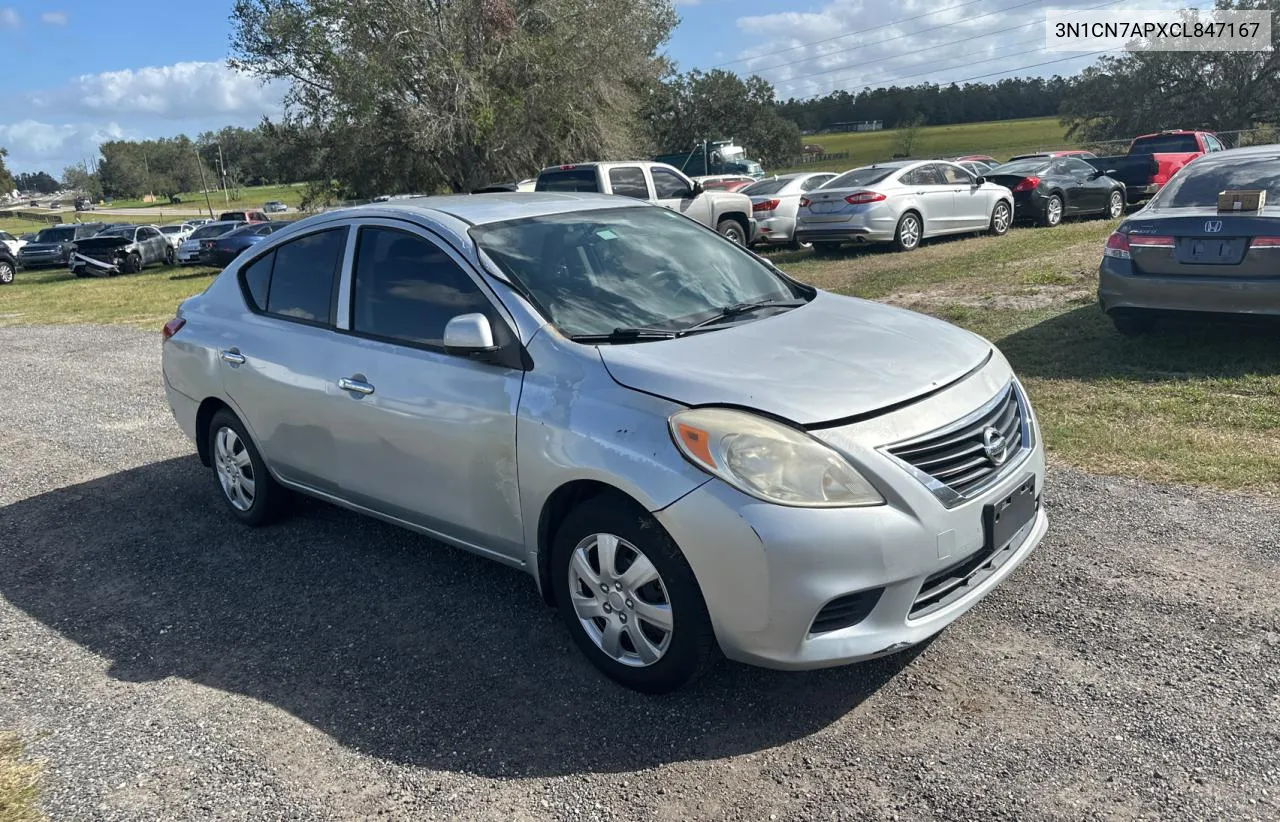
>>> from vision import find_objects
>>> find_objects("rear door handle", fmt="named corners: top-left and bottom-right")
top-left (338, 376), bottom-right (375, 396)
top-left (220, 348), bottom-right (246, 365)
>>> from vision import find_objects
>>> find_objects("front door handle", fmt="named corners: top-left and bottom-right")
top-left (338, 376), bottom-right (375, 396)
top-left (220, 348), bottom-right (246, 365)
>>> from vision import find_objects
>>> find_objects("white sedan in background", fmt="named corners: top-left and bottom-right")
top-left (0, 230), bottom-right (27, 256)
top-left (795, 160), bottom-right (1014, 253)
top-left (160, 223), bottom-right (198, 249)
top-left (744, 172), bottom-right (837, 249)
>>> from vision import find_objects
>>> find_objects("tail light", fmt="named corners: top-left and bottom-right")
top-left (753, 198), bottom-right (780, 213)
top-left (162, 316), bottom-right (186, 341)
top-left (1250, 237), bottom-right (1280, 248)
top-left (844, 191), bottom-right (887, 205)
top-left (1127, 235), bottom-right (1176, 248)
top-left (1012, 176), bottom-right (1040, 193)
top-left (1103, 232), bottom-right (1130, 259)
top-left (798, 197), bottom-right (811, 208)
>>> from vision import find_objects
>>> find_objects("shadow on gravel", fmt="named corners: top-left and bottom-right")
top-left (999, 304), bottom-right (1280, 381)
top-left (0, 457), bottom-right (919, 778)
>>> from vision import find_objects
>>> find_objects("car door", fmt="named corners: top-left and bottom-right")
top-left (608, 166), bottom-right (652, 200)
top-left (939, 163), bottom-right (990, 230)
top-left (1049, 160), bottom-right (1087, 214)
top-left (137, 226), bottom-right (164, 263)
top-left (218, 226), bottom-right (352, 494)
top-left (323, 221), bottom-right (526, 561)
top-left (907, 165), bottom-right (954, 235)
top-left (1063, 158), bottom-right (1107, 212)
top-left (649, 166), bottom-right (712, 228)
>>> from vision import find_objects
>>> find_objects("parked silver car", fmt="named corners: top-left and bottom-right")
top-left (744, 172), bottom-right (836, 249)
top-left (162, 194), bottom-right (1048, 693)
top-left (795, 160), bottom-right (1014, 253)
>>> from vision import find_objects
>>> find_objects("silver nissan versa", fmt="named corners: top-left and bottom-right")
top-left (161, 193), bottom-right (1048, 693)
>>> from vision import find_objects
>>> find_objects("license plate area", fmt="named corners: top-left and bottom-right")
top-left (983, 474), bottom-right (1037, 551)
top-left (1177, 237), bottom-right (1247, 265)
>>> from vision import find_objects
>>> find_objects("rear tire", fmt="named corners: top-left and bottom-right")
top-left (1111, 311), bottom-right (1154, 336)
top-left (165, 246), bottom-right (176, 266)
top-left (207, 409), bottom-right (287, 526)
top-left (893, 212), bottom-right (922, 251)
top-left (716, 218), bottom-right (747, 246)
top-left (988, 201), bottom-right (1012, 236)
top-left (1038, 194), bottom-right (1063, 227)
top-left (551, 493), bottom-right (718, 694)
top-left (1106, 189), bottom-right (1125, 219)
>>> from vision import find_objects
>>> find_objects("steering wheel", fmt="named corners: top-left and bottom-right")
top-left (648, 268), bottom-right (699, 301)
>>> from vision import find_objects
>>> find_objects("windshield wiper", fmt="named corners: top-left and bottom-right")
top-left (568, 327), bottom-right (678, 344)
top-left (680, 298), bottom-right (808, 332)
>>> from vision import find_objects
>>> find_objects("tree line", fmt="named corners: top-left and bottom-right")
top-left (5, 0), bottom-right (1276, 203)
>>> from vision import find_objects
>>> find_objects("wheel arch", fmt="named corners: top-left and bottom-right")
top-left (195, 397), bottom-right (233, 466)
top-left (536, 480), bottom-right (649, 607)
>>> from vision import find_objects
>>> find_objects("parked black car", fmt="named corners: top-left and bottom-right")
top-left (70, 224), bottom-right (173, 276)
top-left (0, 244), bottom-right (16, 285)
top-left (204, 222), bottom-right (287, 267)
top-left (985, 157), bottom-right (1126, 227)
top-left (17, 222), bottom-right (105, 268)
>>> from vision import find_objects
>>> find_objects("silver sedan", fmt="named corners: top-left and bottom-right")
top-left (162, 194), bottom-right (1047, 693)
top-left (795, 160), bottom-right (1014, 253)
top-left (745, 171), bottom-right (837, 249)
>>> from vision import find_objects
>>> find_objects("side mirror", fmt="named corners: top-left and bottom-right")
top-left (443, 313), bottom-right (496, 353)
top-left (1104, 169), bottom-right (1119, 177)
top-left (689, 181), bottom-right (704, 197)
top-left (974, 176), bottom-right (986, 186)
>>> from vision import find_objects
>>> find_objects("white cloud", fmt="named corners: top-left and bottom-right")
top-left (727, 0), bottom-right (1203, 99)
top-left (40, 11), bottom-right (68, 25)
top-left (674, 0), bottom-right (701, 5)
top-left (0, 120), bottom-right (129, 170)
top-left (64, 61), bottom-right (287, 119)
top-left (0, 7), bottom-right (19, 28)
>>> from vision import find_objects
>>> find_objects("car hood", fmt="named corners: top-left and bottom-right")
top-left (596, 291), bottom-right (992, 426)
top-left (74, 237), bottom-right (134, 251)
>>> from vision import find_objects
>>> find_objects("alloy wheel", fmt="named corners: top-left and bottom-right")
top-left (900, 215), bottom-right (920, 248)
top-left (992, 203), bottom-right (1011, 234)
top-left (214, 425), bottom-right (256, 512)
top-left (1046, 197), bottom-right (1062, 226)
top-left (0, 262), bottom-right (13, 284)
top-left (1108, 191), bottom-right (1124, 218)
top-left (567, 532), bottom-right (673, 667)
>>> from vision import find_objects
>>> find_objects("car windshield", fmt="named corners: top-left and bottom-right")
top-left (160, 225), bottom-right (186, 234)
top-left (990, 160), bottom-right (1051, 175)
top-left (1150, 154), bottom-right (1280, 208)
top-left (742, 178), bottom-right (788, 196)
top-left (36, 228), bottom-right (74, 242)
top-left (190, 224), bottom-right (235, 239)
top-left (824, 167), bottom-right (898, 189)
top-left (98, 227), bottom-right (133, 237)
top-left (472, 206), bottom-right (803, 338)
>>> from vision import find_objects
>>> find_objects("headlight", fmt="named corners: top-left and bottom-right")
top-left (669, 408), bottom-right (883, 508)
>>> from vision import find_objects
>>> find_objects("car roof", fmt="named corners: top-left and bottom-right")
top-left (317, 191), bottom-right (644, 227)
top-left (1191, 142), bottom-right (1280, 163)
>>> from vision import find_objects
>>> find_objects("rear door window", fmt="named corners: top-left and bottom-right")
top-left (241, 228), bottom-right (347, 324)
top-left (607, 167), bottom-right (650, 199)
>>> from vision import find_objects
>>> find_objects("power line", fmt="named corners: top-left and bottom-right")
top-left (762, 0), bottom-right (1129, 87)
top-left (712, 0), bottom-right (990, 68)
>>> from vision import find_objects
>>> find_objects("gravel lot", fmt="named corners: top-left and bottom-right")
top-left (1, 324), bottom-right (1277, 821)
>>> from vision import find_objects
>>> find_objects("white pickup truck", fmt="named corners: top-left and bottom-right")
top-left (534, 161), bottom-right (755, 245)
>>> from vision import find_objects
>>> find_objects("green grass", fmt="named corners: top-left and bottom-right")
top-left (765, 216), bottom-right (1280, 494)
top-left (0, 733), bottom-right (44, 822)
top-left (107, 183), bottom-right (306, 211)
top-left (780, 116), bottom-right (1071, 172)
top-left (1, 263), bottom-right (219, 327)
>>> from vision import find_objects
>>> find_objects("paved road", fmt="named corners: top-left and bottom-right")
top-left (0, 325), bottom-right (1277, 821)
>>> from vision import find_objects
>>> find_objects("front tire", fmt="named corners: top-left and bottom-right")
top-left (122, 252), bottom-right (142, 274)
top-left (165, 246), bottom-right (176, 266)
top-left (0, 260), bottom-right (13, 285)
top-left (988, 201), bottom-right (1012, 236)
top-left (207, 409), bottom-right (286, 526)
top-left (1106, 189), bottom-right (1124, 219)
top-left (716, 218), bottom-right (747, 246)
top-left (893, 212), bottom-right (922, 251)
top-left (551, 494), bottom-right (718, 694)
top-left (1039, 194), bottom-right (1063, 227)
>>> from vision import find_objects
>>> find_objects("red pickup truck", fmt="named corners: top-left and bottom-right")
top-left (1085, 130), bottom-right (1225, 204)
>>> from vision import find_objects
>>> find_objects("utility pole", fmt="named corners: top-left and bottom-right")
top-left (216, 142), bottom-right (230, 205)
top-left (142, 152), bottom-right (152, 199)
top-left (194, 147), bottom-right (216, 219)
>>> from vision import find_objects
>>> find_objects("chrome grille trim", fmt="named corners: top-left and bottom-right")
top-left (880, 381), bottom-right (1034, 508)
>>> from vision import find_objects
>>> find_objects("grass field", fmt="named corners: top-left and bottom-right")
top-left (779, 116), bottom-right (1073, 172)
top-left (0, 733), bottom-right (43, 822)
top-left (3, 213), bottom-right (1277, 494)
top-left (106, 183), bottom-right (307, 211)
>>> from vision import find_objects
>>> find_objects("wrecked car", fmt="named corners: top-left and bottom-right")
top-left (70, 224), bottom-right (174, 277)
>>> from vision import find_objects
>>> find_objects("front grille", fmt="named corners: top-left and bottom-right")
top-left (809, 587), bottom-right (884, 635)
top-left (888, 384), bottom-right (1025, 500)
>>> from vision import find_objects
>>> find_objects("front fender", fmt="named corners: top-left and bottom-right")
top-left (516, 329), bottom-right (710, 567)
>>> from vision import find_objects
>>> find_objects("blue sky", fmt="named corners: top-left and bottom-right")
top-left (0, 0), bottom-right (1212, 174)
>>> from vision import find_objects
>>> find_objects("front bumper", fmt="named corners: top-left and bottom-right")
top-left (1099, 259), bottom-right (1280, 316)
top-left (654, 359), bottom-right (1047, 670)
top-left (18, 252), bottom-right (66, 268)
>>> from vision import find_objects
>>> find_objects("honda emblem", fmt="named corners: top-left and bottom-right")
top-left (1205, 220), bottom-right (1223, 233)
